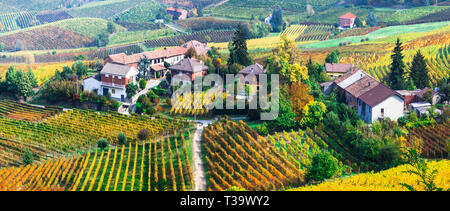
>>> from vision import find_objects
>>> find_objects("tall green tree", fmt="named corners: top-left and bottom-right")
top-left (325, 50), bottom-right (340, 64)
top-left (107, 21), bottom-right (116, 34)
top-left (5, 66), bottom-right (35, 99)
top-left (367, 11), bottom-right (378, 27)
top-left (270, 7), bottom-right (284, 32)
top-left (410, 50), bottom-right (431, 89)
top-left (227, 24), bottom-right (252, 67)
top-left (306, 151), bottom-right (339, 183)
top-left (388, 38), bottom-right (407, 90)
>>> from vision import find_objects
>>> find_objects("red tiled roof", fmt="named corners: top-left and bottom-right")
top-left (340, 13), bottom-right (356, 19)
top-left (359, 83), bottom-right (404, 107)
top-left (106, 47), bottom-right (187, 65)
top-left (325, 63), bottom-right (355, 73)
top-left (169, 58), bottom-right (208, 73)
top-left (167, 7), bottom-right (186, 13)
top-left (239, 63), bottom-right (266, 75)
top-left (151, 64), bottom-right (166, 71)
top-left (344, 76), bottom-right (380, 97)
top-left (182, 40), bottom-right (211, 56)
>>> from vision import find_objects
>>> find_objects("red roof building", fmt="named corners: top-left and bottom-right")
top-left (339, 13), bottom-right (357, 29)
top-left (167, 7), bottom-right (188, 20)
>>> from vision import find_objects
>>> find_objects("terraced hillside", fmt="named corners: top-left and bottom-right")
top-left (0, 102), bottom-right (189, 167)
top-left (0, 130), bottom-right (194, 191)
top-left (0, 26), bottom-right (94, 51)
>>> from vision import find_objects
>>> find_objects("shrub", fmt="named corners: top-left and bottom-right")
top-left (256, 123), bottom-right (268, 136)
top-left (306, 151), bottom-right (339, 183)
top-left (139, 78), bottom-right (147, 90)
top-left (118, 132), bottom-right (127, 145)
top-left (137, 129), bottom-right (150, 141)
top-left (97, 138), bottom-right (108, 150)
top-left (126, 83), bottom-right (138, 98)
top-left (22, 149), bottom-right (33, 165)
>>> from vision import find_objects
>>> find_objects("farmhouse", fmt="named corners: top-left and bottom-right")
top-left (82, 63), bottom-right (139, 102)
top-left (181, 40), bottom-right (211, 57)
top-left (339, 12), bottom-right (357, 29)
top-left (167, 7), bottom-right (188, 20)
top-left (169, 58), bottom-right (208, 82)
top-left (324, 63), bottom-right (355, 79)
top-left (326, 69), bottom-right (405, 123)
top-left (105, 46), bottom-right (186, 79)
top-left (396, 88), bottom-right (440, 106)
top-left (238, 62), bottom-right (267, 85)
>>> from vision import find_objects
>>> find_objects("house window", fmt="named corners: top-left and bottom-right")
top-left (381, 108), bottom-right (384, 116)
top-left (112, 89), bottom-right (115, 94)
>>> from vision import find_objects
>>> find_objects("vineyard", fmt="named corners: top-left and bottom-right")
top-left (112, 0), bottom-right (165, 23)
top-left (175, 17), bottom-right (242, 31)
top-left (334, 27), bottom-right (381, 39)
top-left (408, 123), bottom-right (450, 159)
top-left (0, 130), bottom-right (194, 191)
top-left (295, 25), bottom-right (334, 42)
top-left (281, 25), bottom-right (308, 40)
top-left (0, 44), bottom-right (143, 65)
top-left (203, 119), bottom-right (304, 191)
top-left (170, 92), bottom-right (217, 117)
top-left (0, 12), bottom-right (37, 33)
top-left (203, 0), bottom-right (339, 19)
top-left (67, 0), bottom-right (142, 19)
top-left (342, 41), bottom-right (450, 84)
top-left (0, 26), bottom-right (94, 51)
top-left (288, 160), bottom-right (450, 191)
top-left (36, 11), bottom-right (73, 24)
top-left (0, 100), bottom-right (61, 122)
top-left (145, 30), bottom-right (235, 48)
top-left (0, 103), bottom-right (189, 167)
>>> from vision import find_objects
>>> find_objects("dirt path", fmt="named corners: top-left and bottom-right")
top-left (203, 0), bottom-right (230, 10)
top-left (192, 123), bottom-right (207, 191)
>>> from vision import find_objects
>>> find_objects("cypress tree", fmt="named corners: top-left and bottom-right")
top-left (228, 23), bottom-right (252, 66)
top-left (410, 50), bottom-right (430, 89)
top-left (388, 38), bottom-right (406, 90)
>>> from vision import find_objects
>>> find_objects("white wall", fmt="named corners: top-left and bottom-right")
top-left (101, 86), bottom-right (126, 101)
top-left (371, 95), bottom-right (404, 122)
top-left (165, 55), bottom-right (185, 65)
top-left (83, 78), bottom-right (101, 95)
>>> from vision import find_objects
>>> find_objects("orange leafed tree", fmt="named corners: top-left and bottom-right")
top-left (289, 81), bottom-right (313, 121)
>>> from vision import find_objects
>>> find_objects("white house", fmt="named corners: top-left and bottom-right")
top-left (327, 69), bottom-right (405, 123)
top-left (104, 46), bottom-right (187, 79)
top-left (357, 84), bottom-right (405, 123)
top-left (82, 63), bottom-right (138, 102)
top-left (264, 14), bottom-right (272, 25)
